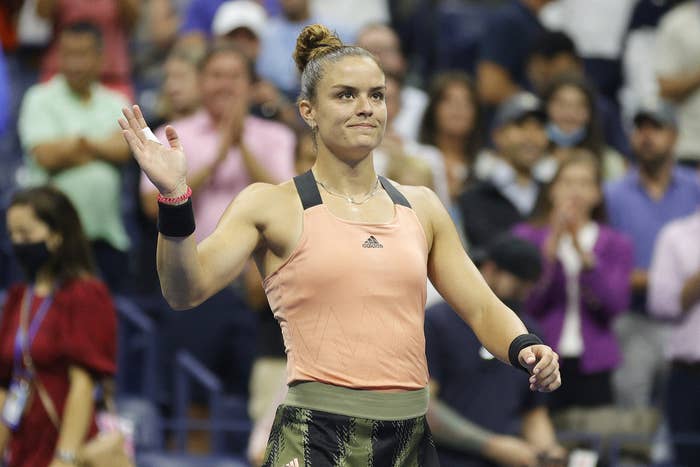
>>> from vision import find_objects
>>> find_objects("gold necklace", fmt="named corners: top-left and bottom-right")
top-left (316, 177), bottom-right (382, 205)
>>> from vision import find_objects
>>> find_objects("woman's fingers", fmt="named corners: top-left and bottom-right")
top-left (533, 369), bottom-right (559, 391)
top-left (122, 107), bottom-right (147, 143)
top-left (122, 130), bottom-right (145, 161)
top-left (133, 104), bottom-right (148, 128)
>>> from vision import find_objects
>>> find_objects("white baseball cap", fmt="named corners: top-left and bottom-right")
top-left (212, 0), bottom-right (267, 38)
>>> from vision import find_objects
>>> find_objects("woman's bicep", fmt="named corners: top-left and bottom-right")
top-left (195, 187), bottom-right (267, 299)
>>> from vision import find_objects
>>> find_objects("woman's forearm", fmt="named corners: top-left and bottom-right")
top-left (157, 234), bottom-right (209, 309)
top-left (55, 367), bottom-right (95, 457)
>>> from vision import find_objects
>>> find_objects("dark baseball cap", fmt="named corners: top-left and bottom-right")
top-left (633, 101), bottom-right (678, 129)
top-left (492, 93), bottom-right (546, 130)
top-left (480, 233), bottom-right (543, 282)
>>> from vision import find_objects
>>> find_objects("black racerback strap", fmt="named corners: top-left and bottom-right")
top-left (379, 176), bottom-right (412, 208)
top-left (293, 170), bottom-right (323, 210)
top-left (293, 170), bottom-right (412, 210)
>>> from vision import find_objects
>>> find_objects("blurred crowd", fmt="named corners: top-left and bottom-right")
top-left (1, 0), bottom-right (700, 466)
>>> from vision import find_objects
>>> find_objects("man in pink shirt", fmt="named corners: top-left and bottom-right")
top-left (648, 207), bottom-right (700, 466)
top-left (140, 42), bottom-right (296, 241)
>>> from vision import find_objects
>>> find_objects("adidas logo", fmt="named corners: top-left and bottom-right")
top-left (362, 235), bottom-right (383, 248)
top-left (284, 458), bottom-right (300, 467)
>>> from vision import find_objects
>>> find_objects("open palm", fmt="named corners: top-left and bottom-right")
top-left (118, 105), bottom-right (188, 196)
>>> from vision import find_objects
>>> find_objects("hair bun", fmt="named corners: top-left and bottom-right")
top-left (293, 24), bottom-right (343, 73)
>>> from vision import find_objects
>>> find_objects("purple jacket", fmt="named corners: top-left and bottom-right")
top-left (513, 223), bottom-right (633, 374)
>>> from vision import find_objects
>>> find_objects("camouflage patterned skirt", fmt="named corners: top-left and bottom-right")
top-left (262, 382), bottom-right (439, 467)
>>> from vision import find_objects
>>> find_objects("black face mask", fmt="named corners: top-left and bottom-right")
top-left (12, 241), bottom-right (51, 282)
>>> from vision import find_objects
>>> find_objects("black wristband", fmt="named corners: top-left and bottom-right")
top-left (157, 198), bottom-right (196, 237)
top-left (508, 333), bottom-right (543, 373)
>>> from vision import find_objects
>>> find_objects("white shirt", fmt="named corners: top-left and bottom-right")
top-left (488, 157), bottom-right (539, 217)
top-left (540, 0), bottom-right (636, 59)
top-left (557, 222), bottom-right (600, 357)
top-left (654, 2), bottom-right (700, 160)
top-left (393, 86), bottom-right (429, 144)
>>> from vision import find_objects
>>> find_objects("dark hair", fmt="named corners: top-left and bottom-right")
top-left (528, 30), bottom-right (579, 61)
top-left (419, 71), bottom-right (482, 165)
top-left (61, 21), bottom-right (103, 49)
top-left (543, 74), bottom-right (604, 155)
top-left (530, 150), bottom-right (606, 226)
top-left (293, 24), bottom-right (380, 102)
top-left (9, 186), bottom-right (96, 283)
top-left (197, 41), bottom-right (255, 82)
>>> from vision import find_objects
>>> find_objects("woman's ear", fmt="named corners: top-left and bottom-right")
top-left (299, 99), bottom-right (316, 130)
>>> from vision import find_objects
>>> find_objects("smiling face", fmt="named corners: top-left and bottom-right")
top-left (300, 55), bottom-right (387, 163)
top-left (547, 84), bottom-right (590, 134)
top-left (549, 158), bottom-right (601, 221)
top-left (164, 57), bottom-right (201, 116)
top-left (435, 81), bottom-right (476, 139)
top-left (200, 50), bottom-right (252, 122)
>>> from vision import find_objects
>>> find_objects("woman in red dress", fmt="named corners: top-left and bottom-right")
top-left (0, 186), bottom-right (117, 467)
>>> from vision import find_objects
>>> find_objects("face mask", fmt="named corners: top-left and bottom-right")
top-left (12, 241), bottom-right (51, 282)
top-left (546, 122), bottom-right (587, 148)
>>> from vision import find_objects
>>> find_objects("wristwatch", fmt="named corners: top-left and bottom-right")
top-left (55, 449), bottom-right (78, 464)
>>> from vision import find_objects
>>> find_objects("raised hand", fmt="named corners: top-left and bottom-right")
top-left (519, 344), bottom-right (561, 393)
top-left (118, 105), bottom-right (188, 197)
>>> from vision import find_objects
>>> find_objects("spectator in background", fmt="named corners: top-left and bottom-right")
top-left (356, 23), bottom-right (428, 143)
top-left (426, 234), bottom-right (566, 467)
top-left (459, 93), bottom-right (547, 253)
top-left (140, 42), bottom-right (296, 237)
top-left (605, 102), bottom-right (700, 407)
top-left (18, 22), bottom-right (131, 292)
top-left (648, 207), bottom-right (700, 466)
top-left (619, 0), bottom-right (682, 125)
top-left (211, 0), bottom-right (266, 61)
top-left (537, 75), bottom-right (627, 182)
top-left (419, 72), bottom-right (482, 206)
top-left (176, 0), bottom-right (226, 54)
top-left (256, 0), bottom-right (316, 100)
top-left (526, 31), bottom-right (631, 158)
top-left (0, 45), bottom-right (8, 137)
top-left (212, 1), bottom-right (303, 131)
top-left (655, 0), bottom-right (700, 167)
top-left (538, 0), bottom-right (637, 104)
top-left (151, 48), bottom-right (202, 129)
top-left (36, 0), bottom-right (139, 99)
top-left (0, 186), bottom-right (117, 467)
top-left (375, 72), bottom-right (449, 206)
top-left (309, 0), bottom-right (389, 43)
top-left (515, 153), bottom-right (633, 413)
top-left (476, 0), bottom-right (554, 106)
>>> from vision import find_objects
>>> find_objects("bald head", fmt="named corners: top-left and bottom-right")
top-left (356, 23), bottom-right (405, 76)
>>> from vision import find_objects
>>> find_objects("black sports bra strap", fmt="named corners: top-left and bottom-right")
top-left (293, 170), bottom-right (323, 210)
top-left (379, 176), bottom-right (412, 208)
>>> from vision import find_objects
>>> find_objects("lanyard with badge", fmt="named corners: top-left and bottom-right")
top-left (0, 287), bottom-right (53, 431)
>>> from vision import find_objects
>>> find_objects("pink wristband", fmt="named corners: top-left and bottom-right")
top-left (157, 186), bottom-right (192, 205)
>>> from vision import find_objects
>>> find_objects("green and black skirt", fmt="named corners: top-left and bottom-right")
top-left (262, 382), bottom-right (440, 467)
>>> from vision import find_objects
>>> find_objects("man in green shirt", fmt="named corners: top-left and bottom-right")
top-left (18, 22), bottom-right (131, 291)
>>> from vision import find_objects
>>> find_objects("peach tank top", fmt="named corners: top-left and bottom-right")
top-left (263, 171), bottom-right (430, 390)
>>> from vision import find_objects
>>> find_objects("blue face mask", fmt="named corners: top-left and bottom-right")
top-left (546, 122), bottom-right (587, 148)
